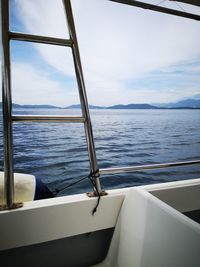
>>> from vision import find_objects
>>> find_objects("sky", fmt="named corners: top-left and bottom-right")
top-left (2, 0), bottom-right (200, 106)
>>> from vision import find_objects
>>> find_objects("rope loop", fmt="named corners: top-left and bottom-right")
top-left (52, 169), bottom-right (101, 215)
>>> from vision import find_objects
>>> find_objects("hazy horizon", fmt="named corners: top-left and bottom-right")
top-left (1, 94), bottom-right (200, 109)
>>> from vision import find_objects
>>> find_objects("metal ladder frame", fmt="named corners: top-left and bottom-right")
top-left (109, 0), bottom-right (200, 21)
top-left (1, 0), bottom-right (101, 209)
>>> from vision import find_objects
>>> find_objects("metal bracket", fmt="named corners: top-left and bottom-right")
top-left (0, 202), bottom-right (23, 211)
top-left (86, 190), bottom-right (108, 198)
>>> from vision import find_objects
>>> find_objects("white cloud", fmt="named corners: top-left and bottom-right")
top-left (13, 0), bottom-right (68, 39)
top-left (11, 62), bottom-right (79, 106)
top-left (85, 78), bottom-right (200, 105)
top-left (72, 0), bottom-right (200, 79)
top-left (11, 0), bottom-right (200, 105)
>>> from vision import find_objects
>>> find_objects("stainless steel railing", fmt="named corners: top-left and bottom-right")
top-left (12, 115), bottom-right (86, 123)
top-left (99, 160), bottom-right (200, 175)
top-left (1, 0), bottom-right (15, 209)
top-left (109, 0), bottom-right (200, 21)
top-left (63, 0), bottom-right (102, 194)
top-left (1, 0), bottom-right (101, 209)
top-left (9, 32), bottom-right (73, 47)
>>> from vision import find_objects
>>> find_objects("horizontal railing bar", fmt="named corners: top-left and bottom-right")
top-left (109, 0), bottom-right (200, 21)
top-left (9, 32), bottom-right (73, 47)
top-left (99, 160), bottom-right (200, 175)
top-left (12, 115), bottom-right (85, 123)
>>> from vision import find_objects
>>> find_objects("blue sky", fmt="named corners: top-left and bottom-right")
top-left (5, 0), bottom-right (200, 106)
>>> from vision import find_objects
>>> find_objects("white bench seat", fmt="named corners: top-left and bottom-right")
top-left (93, 188), bottom-right (200, 267)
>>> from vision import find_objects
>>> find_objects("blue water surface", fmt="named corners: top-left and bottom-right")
top-left (0, 109), bottom-right (200, 195)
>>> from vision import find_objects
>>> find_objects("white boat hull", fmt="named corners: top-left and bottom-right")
top-left (0, 178), bottom-right (200, 267)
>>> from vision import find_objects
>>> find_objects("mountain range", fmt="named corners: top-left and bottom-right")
top-left (0, 98), bottom-right (200, 109)
top-left (159, 99), bottom-right (200, 108)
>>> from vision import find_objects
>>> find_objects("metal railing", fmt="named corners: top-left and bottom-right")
top-left (1, 0), bottom-right (15, 209)
top-left (63, 0), bottom-right (102, 194)
top-left (1, 0), bottom-right (101, 209)
top-left (12, 115), bottom-right (86, 123)
top-left (9, 32), bottom-right (73, 47)
top-left (99, 160), bottom-right (200, 175)
top-left (109, 0), bottom-right (200, 21)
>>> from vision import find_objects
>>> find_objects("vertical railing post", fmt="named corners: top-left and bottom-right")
top-left (1, 0), bottom-right (15, 208)
top-left (62, 0), bottom-right (102, 194)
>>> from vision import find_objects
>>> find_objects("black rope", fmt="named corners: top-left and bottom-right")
top-left (174, 1), bottom-right (186, 12)
top-left (52, 169), bottom-right (101, 215)
top-left (156, 0), bottom-right (167, 6)
top-left (87, 175), bottom-right (101, 215)
top-left (52, 175), bottom-right (89, 195)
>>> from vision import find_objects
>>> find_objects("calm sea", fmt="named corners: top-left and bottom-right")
top-left (0, 109), bottom-right (200, 195)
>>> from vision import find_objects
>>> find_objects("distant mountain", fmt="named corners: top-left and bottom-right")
top-left (0, 98), bottom-right (200, 110)
top-left (65, 104), bottom-right (106, 109)
top-left (107, 104), bottom-right (158, 109)
top-left (0, 103), bottom-right (60, 109)
top-left (155, 99), bottom-right (200, 108)
top-left (64, 104), bottom-right (81, 109)
top-left (171, 99), bottom-right (200, 108)
top-left (189, 93), bottom-right (200, 100)
top-left (16, 104), bottom-right (60, 109)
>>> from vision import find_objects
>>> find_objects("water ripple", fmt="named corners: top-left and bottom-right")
top-left (0, 109), bottom-right (200, 195)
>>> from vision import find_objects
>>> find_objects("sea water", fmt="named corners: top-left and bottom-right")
top-left (0, 109), bottom-right (200, 195)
